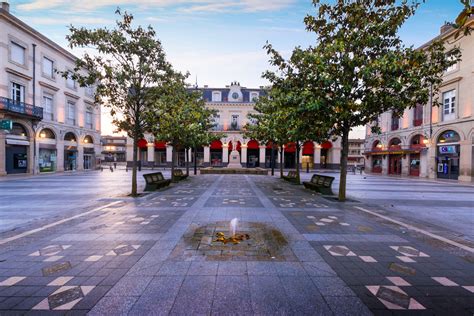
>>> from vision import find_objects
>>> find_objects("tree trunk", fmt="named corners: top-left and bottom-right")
top-left (279, 145), bottom-right (284, 178)
top-left (171, 145), bottom-right (176, 183)
top-left (338, 126), bottom-right (350, 201)
top-left (295, 141), bottom-right (300, 184)
top-left (271, 143), bottom-right (275, 176)
top-left (185, 148), bottom-right (190, 176)
top-left (131, 135), bottom-right (138, 196)
top-left (193, 146), bottom-right (197, 175)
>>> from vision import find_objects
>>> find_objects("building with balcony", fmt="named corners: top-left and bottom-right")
top-left (0, 2), bottom-right (101, 175)
top-left (348, 139), bottom-right (365, 168)
top-left (101, 136), bottom-right (127, 163)
top-left (127, 81), bottom-right (342, 169)
top-left (364, 22), bottom-right (474, 182)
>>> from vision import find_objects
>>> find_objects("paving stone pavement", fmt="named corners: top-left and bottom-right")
top-left (0, 174), bottom-right (473, 315)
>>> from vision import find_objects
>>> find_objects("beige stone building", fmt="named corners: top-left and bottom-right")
top-left (364, 23), bottom-right (474, 182)
top-left (127, 82), bottom-right (342, 169)
top-left (0, 2), bottom-right (101, 175)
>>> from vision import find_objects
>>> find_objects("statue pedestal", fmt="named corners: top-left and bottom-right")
top-left (227, 150), bottom-right (242, 168)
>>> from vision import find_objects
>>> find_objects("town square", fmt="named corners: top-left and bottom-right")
top-left (0, 0), bottom-right (473, 315)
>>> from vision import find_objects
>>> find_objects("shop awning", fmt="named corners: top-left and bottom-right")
top-left (364, 148), bottom-right (426, 155)
top-left (210, 140), bottom-right (222, 150)
top-left (284, 142), bottom-right (296, 153)
top-left (6, 139), bottom-right (29, 146)
top-left (320, 141), bottom-right (332, 149)
top-left (302, 141), bottom-right (314, 155)
top-left (155, 141), bottom-right (166, 149)
top-left (247, 140), bottom-right (259, 149)
top-left (137, 139), bottom-right (148, 148)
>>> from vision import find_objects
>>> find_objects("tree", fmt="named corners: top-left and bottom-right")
top-left (149, 75), bottom-right (222, 181)
top-left (264, 0), bottom-right (460, 201)
top-left (63, 9), bottom-right (173, 196)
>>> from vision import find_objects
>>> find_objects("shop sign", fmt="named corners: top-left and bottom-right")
top-left (439, 145), bottom-right (456, 154)
top-left (0, 119), bottom-right (12, 130)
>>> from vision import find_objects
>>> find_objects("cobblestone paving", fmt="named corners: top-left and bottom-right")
top-left (0, 174), bottom-right (472, 315)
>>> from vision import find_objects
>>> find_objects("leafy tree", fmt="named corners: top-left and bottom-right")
top-left (453, 0), bottom-right (474, 39)
top-left (63, 9), bottom-right (173, 196)
top-left (149, 75), bottom-right (222, 180)
top-left (264, 0), bottom-right (460, 201)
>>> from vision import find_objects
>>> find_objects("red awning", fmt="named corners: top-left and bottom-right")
top-left (210, 140), bottom-right (222, 150)
top-left (137, 139), bottom-right (148, 149)
top-left (155, 141), bottom-right (166, 149)
top-left (229, 141), bottom-right (241, 151)
top-left (320, 141), bottom-right (332, 149)
top-left (266, 141), bottom-right (274, 149)
top-left (302, 141), bottom-right (314, 155)
top-left (285, 142), bottom-right (296, 153)
top-left (247, 140), bottom-right (259, 149)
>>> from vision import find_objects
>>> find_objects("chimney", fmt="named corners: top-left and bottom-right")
top-left (1, 2), bottom-right (9, 12)
top-left (440, 22), bottom-right (452, 35)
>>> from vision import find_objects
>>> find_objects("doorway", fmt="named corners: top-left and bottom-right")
top-left (389, 155), bottom-right (402, 175)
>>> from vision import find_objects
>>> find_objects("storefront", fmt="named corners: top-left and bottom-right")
top-left (284, 142), bottom-right (296, 169)
top-left (388, 138), bottom-right (402, 175)
top-left (5, 123), bottom-right (30, 174)
top-left (64, 146), bottom-right (77, 171)
top-left (265, 142), bottom-right (277, 168)
top-left (210, 140), bottom-right (222, 167)
top-left (39, 145), bottom-right (56, 172)
top-left (154, 141), bottom-right (167, 166)
top-left (302, 141), bottom-right (314, 169)
top-left (409, 135), bottom-right (427, 177)
top-left (137, 139), bottom-right (148, 163)
top-left (83, 148), bottom-right (95, 170)
top-left (246, 140), bottom-right (259, 168)
top-left (319, 141), bottom-right (332, 168)
top-left (436, 130), bottom-right (460, 180)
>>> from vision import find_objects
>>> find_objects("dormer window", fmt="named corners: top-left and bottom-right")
top-left (212, 91), bottom-right (221, 102)
top-left (250, 92), bottom-right (259, 102)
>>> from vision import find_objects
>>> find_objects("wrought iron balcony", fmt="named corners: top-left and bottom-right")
top-left (212, 124), bottom-right (241, 131)
top-left (0, 97), bottom-right (43, 120)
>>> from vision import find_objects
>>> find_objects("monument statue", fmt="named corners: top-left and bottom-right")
top-left (227, 137), bottom-right (242, 169)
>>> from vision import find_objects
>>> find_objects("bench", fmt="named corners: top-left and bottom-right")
top-left (143, 172), bottom-right (171, 191)
top-left (282, 170), bottom-right (299, 184)
top-left (172, 169), bottom-right (188, 181)
top-left (303, 174), bottom-right (335, 195)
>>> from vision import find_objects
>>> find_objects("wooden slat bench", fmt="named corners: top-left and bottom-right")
top-left (282, 170), bottom-right (299, 184)
top-left (143, 172), bottom-right (171, 191)
top-left (303, 174), bottom-right (335, 195)
top-left (172, 169), bottom-right (188, 181)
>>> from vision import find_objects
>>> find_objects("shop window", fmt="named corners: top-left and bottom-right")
top-left (442, 90), bottom-right (456, 121)
top-left (438, 130), bottom-right (460, 144)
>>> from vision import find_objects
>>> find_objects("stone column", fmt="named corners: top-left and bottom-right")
top-left (28, 137), bottom-right (35, 174)
top-left (222, 144), bottom-right (229, 163)
top-left (331, 147), bottom-right (341, 169)
top-left (77, 145), bottom-right (84, 171)
top-left (56, 140), bottom-right (64, 172)
top-left (401, 154), bottom-right (409, 176)
top-left (166, 145), bottom-right (173, 165)
top-left (427, 144), bottom-right (436, 179)
top-left (420, 149), bottom-right (429, 178)
top-left (314, 145), bottom-right (321, 168)
top-left (382, 155), bottom-right (389, 174)
top-left (241, 146), bottom-right (247, 164)
top-left (147, 144), bottom-right (154, 164)
top-left (204, 146), bottom-right (210, 164)
top-left (0, 131), bottom-right (6, 176)
top-left (365, 155), bottom-right (372, 173)
top-left (459, 140), bottom-right (473, 182)
top-left (259, 146), bottom-right (266, 166)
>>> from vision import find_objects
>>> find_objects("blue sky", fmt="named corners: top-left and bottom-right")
top-left (8, 0), bottom-right (465, 135)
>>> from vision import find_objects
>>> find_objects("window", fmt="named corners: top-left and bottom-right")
top-left (391, 113), bottom-right (399, 131)
top-left (85, 85), bottom-right (94, 97)
top-left (11, 82), bottom-right (25, 103)
top-left (66, 73), bottom-right (76, 89)
top-left (85, 111), bottom-right (93, 129)
top-left (212, 91), bottom-right (221, 102)
top-left (67, 101), bottom-right (76, 125)
top-left (231, 115), bottom-right (239, 130)
top-left (413, 104), bottom-right (423, 126)
top-left (250, 92), bottom-right (259, 102)
top-left (11, 42), bottom-right (25, 65)
top-left (442, 90), bottom-right (456, 121)
top-left (42, 95), bottom-right (54, 120)
top-left (42, 57), bottom-right (54, 78)
top-left (445, 55), bottom-right (458, 73)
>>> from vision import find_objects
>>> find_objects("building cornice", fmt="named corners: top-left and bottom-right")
top-left (0, 9), bottom-right (79, 63)
top-left (38, 80), bottom-right (60, 91)
top-left (64, 91), bottom-right (80, 99)
top-left (5, 67), bottom-right (32, 80)
top-left (440, 76), bottom-right (463, 87)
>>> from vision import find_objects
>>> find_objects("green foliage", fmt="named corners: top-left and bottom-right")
top-left (62, 9), bottom-right (174, 196)
top-left (262, 0), bottom-right (461, 200)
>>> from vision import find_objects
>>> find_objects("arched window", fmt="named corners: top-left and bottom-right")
top-left (11, 123), bottom-right (28, 137)
top-left (410, 134), bottom-right (426, 148)
top-left (438, 130), bottom-right (460, 144)
top-left (247, 140), bottom-right (259, 149)
top-left (389, 138), bottom-right (401, 149)
top-left (39, 128), bottom-right (55, 139)
top-left (84, 135), bottom-right (93, 144)
top-left (372, 140), bottom-right (382, 151)
top-left (64, 132), bottom-right (77, 142)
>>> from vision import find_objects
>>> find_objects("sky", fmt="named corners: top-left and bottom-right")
top-left (7, 0), bottom-right (466, 137)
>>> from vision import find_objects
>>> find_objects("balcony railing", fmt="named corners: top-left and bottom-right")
top-left (0, 97), bottom-right (43, 120)
top-left (212, 124), bottom-right (241, 131)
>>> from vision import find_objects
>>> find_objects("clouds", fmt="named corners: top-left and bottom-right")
top-left (17, 0), bottom-right (295, 13)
